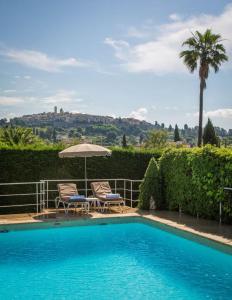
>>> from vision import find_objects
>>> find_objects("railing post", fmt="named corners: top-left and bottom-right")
top-left (219, 201), bottom-right (222, 224)
top-left (36, 183), bottom-right (38, 214)
top-left (46, 181), bottom-right (49, 209)
top-left (39, 181), bottom-right (41, 212)
top-left (130, 180), bottom-right (133, 208)
top-left (40, 180), bottom-right (43, 213)
top-left (115, 179), bottom-right (117, 193)
top-left (124, 180), bottom-right (126, 201)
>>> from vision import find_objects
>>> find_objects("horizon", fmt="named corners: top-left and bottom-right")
top-left (0, 0), bottom-right (231, 129)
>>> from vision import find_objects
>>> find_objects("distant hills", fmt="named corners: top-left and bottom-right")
top-left (9, 111), bottom-right (154, 130)
top-left (0, 110), bottom-right (231, 146)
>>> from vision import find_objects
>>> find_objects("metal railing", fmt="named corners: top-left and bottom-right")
top-left (0, 179), bottom-right (142, 214)
top-left (41, 178), bottom-right (142, 209)
top-left (0, 181), bottom-right (44, 214)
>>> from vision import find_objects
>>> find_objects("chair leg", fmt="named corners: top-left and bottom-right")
top-left (55, 197), bottom-right (60, 213)
top-left (85, 202), bottom-right (89, 213)
top-left (63, 202), bottom-right (68, 214)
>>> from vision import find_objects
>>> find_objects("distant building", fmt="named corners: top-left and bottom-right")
top-left (54, 106), bottom-right (57, 114)
top-left (60, 108), bottom-right (64, 114)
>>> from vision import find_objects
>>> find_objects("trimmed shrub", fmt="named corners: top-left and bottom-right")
top-left (138, 158), bottom-right (161, 210)
top-left (159, 146), bottom-right (232, 223)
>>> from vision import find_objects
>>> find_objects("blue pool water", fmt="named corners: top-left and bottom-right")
top-left (0, 219), bottom-right (231, 300)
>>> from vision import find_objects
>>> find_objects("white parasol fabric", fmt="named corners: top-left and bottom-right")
top-left (59, 143), bottom-right (111, 196)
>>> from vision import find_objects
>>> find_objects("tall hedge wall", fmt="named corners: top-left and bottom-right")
top-left (159, 146), bottom-right (232, 223)
top-left (0, 146), bottom-right (162, 213)
top-left (0, 147), bottom-right (162, 183)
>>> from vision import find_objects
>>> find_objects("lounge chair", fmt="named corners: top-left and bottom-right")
top-left (90, 181), bottom-right (125, 212)
top-left (55, 183), bottom-right (89, 214)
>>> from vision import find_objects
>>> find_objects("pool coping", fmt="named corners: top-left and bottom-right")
top-left (0, 211), bottom-right (232, 249)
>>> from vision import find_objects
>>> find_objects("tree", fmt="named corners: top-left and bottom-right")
top-left (184, 124), bottom-right (188, 131)
top-left (0, 127), bottom-right (37, 146)
top-left (122, 134), bottom-right (127, 147)
top-left (174, 124), bottom-right (181, 142)
top-left (145, 130), bottom-right (167, 148)
top-left (180, 29), bottom-right (228, 147)
top-left (106, 131), bottom-right (117, 144)
top-left (138, 158), bottom-right (161, 210)
top-left (52, 128), bottom-right (57, 143)
top-left (139, 134), bottom-right (144, 146)
top-left (203, 118), bottom-right (220, 146)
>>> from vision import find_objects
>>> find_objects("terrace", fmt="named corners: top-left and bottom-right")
top-left (0, 179), bottom-right (232, 248)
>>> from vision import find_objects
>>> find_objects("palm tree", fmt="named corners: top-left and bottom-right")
top-left (180, 29), bottom-right (228, 146)
top-left (0, 127), bottom-right (36, 146)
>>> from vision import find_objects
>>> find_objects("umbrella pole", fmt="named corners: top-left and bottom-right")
top-left (85, 157), bottom-right (87, 197)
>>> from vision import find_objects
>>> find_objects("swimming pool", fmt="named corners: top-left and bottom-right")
top-left (0, 217), bottom-right (231, 300)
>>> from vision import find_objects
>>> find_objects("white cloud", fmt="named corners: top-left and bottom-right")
top-left (1, 48), bottom-right (89, 72)
top-left (187, 108), bottom-right (232, 119)
top-left (105, 4), bottom-right (232, 74)
top-left (104, 38), bottom-right (130, 60)
top-left (129, 107), bottom-right (148, 120)
top-left (0, 96), bottom-right (25, 105)
top-left (127, 26), bottom-right (150, 38)
top-left (164, 106), bottom-right (179, 111)
top-left (205, 108), bottom-right (232, 119)
top-left (42, 90), bottom-right (84, 104)
top-left (169, 14), bottom-right (181, 22)
top-left (0, 90), bottom-right (84, 108)
top-left (3, 89), bottom-right (16, 93)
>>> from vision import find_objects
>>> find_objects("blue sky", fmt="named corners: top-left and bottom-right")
top-left (0, 0), bottom-right (231, 129)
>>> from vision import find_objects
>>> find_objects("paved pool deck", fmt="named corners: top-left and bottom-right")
top-left (0, 208), bottom-right (231, 247)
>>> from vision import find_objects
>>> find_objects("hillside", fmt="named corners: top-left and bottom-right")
top-left (0, 110), bottom-right (231, 146)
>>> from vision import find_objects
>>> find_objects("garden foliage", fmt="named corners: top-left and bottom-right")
top-left (138, 157), bottom-right (161, 210)
top-left (0, 145), bottom-right (162, 183)
top-left (159, 146), bottom-right (232, 222)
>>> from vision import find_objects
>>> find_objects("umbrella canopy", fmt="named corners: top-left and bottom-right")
top-left (59, 143), bottom-right (111, 196)
top-left (59, 143), bottom-right (111, 158)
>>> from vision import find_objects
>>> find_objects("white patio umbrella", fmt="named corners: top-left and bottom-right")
top-left (59, 143), bottom-right (111, 196)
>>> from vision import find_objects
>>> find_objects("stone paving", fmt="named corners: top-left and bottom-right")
top-left (0, 207), bottom-right (231, 247)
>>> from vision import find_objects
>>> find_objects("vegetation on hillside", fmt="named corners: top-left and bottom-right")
top-left (1, 111), bottom-right (231, 147)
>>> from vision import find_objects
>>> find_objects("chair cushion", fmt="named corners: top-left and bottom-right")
top-left (105, 193), bottom-right (121, 199)
top-left (69, 195), bottom-right (86, 202)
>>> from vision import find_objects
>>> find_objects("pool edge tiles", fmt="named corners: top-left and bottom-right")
top-left (0, 216), bottom-right (143, 232)
top-left (142, 216), bottom-right (232, 256)
top-left (0, 215), bottom-right (232, 256)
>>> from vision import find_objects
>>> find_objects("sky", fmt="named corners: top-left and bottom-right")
top-left (0, 0), bottom-right (231, 129)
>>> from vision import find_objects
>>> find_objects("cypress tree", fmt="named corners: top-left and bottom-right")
top-left (138, 158), bottom-right (161, 210)
top-left (52, 128), bottom-right (57, 143)
top-left (174, 124), bottom-right (181, 142)
top-left (203, 118), bottom-right (220, 146)
top-left (122, 134), bottom-right (127, 147)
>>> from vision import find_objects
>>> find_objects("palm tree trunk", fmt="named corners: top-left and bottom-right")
top-left (198, 79), bottom-right (204, 147)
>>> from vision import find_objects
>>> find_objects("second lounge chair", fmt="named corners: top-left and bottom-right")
top-left (91, 181), bottom-right (125, 212)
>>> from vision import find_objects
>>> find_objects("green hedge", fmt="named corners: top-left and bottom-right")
top-left (0, 146), bottom-right (162, 213)
top-left (159, 146), bottom-right (232, 223)
top-left (0, 147), bottom-right (162, 182)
